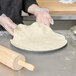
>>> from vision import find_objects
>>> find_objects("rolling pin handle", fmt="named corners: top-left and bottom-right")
top-left (18, 60), bottom-right (35, 71)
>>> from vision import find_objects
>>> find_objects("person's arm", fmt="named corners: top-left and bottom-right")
top-left (23, 0), bottom-right (52, 26)
top-left (27, 4), bottom-right (51, 26)
top-left (0, 14), bottom-right (17, 36)
top-left (22, 0), bottom-right (38, 14)
top-left (27, 4), bottom-right (39, 14)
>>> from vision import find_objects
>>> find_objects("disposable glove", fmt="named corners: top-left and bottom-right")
top-left (0, 14), bottom-right (17, 36)
top-left (34, 8), bottom-right (54, 26)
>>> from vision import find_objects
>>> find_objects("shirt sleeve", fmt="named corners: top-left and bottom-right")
top-left (22, 0), bottom-right (38, 14)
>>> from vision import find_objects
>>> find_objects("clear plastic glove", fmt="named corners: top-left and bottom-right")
top-left (0, 14), bottom-right (17, 36)
top-left (34, 8), bottom-right (54, 26)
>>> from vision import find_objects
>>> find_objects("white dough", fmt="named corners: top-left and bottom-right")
top-left (10, 22), bottom-right (67, 51)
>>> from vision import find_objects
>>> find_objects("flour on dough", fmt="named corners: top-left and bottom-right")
top-left (10, 22), bottom-right (67, 51)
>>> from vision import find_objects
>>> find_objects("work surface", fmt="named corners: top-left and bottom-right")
top-left (0, 30), bottom-right (76, 76)
top-left (36, 0), bottom-right (76, 15)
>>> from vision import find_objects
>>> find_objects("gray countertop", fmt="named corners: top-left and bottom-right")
top-left (0, 30), bottom-right (76, 76)
top-left (23, 15), bottom-right (76, 21)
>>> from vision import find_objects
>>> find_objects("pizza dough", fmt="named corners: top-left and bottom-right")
top-left (10, 22), bottom-right (67, 51)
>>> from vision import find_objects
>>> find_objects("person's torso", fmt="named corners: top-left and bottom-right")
top-left (0, 0), bottom-right (23, 24)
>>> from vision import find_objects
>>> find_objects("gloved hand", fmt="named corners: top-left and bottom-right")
top-left (34, 8), bottom-right (54, 26)
top-left (0, 14), bottom-right (17, 36)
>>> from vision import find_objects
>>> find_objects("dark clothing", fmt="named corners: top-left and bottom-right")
top-left (0, 0), bottom-right (37, 24)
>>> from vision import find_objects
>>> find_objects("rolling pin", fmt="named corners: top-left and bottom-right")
top-left (0, 45), bottom-right (35, 71)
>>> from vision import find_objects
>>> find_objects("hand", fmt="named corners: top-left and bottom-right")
top-left (34, 8), bottom-right (53, 26)
top-left (27, 4), bottom-right (54, 26)
top-left (0, 14), bottom-right (17, 36)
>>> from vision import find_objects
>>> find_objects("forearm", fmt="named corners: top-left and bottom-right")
top-left (0, 14), bottom-right (17, 35)
top-left (27, 4), bottom-right (40, 15)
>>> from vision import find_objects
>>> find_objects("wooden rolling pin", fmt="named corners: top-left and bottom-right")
top-left (0, 45), bottom-right (35, 71)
